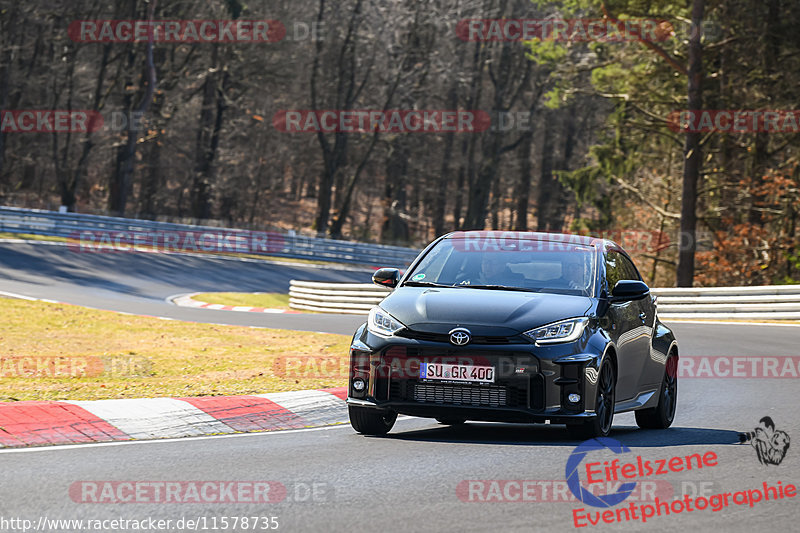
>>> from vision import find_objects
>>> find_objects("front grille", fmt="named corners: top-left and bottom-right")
top-left (397, 330), bottom-right (517, 344)
top-left (411, 383), bottom-right (507, 407)
top-left (530, 374), bottom-right (545, 410)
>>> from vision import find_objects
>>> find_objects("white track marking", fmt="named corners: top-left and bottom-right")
top-left (0, 290), bottom-right (39, 301)
top-left (255, 390), bottom-right (348, 427)
top-left (64, 398), bottom-right (235, 439)
top-left (663, 319), bottom-right (800, 327)
top-left (0, 423), bottom-right (349, 454)
top-left (0, 416), bottom-right (420, 454)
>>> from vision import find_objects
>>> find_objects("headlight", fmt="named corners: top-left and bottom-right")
top-left (367, 307), bottom-right (406, 337)
top-left (524, 317), bottom-right (588, 344)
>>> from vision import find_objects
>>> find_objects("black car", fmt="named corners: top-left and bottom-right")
top-left (346, 231), bottom-right (678, 439)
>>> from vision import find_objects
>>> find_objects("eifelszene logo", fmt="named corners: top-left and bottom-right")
top-left (565, 438), bottom-right (720, 509)
top-left (739, 417), bottom-right (790, 465)
top-left (565, 438), bottom-right (637, 508)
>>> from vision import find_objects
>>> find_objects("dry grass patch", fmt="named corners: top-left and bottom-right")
top-left (194, 292), bottom-right (291, 309)
top-left (0, 296), bottom-right (350, 401)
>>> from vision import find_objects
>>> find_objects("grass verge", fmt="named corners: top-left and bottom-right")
top-left (0, 296), bottom-right (350, 401)
top-left (0, 232), bottom-right (68, 242)
top-left (193, 292), bottom-right (291, 309)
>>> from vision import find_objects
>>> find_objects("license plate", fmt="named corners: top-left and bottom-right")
top-left (420, 362), bottom-right (495, 383)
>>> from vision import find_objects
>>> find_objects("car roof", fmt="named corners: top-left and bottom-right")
top-left (443, 230), bottom-right (619, 250)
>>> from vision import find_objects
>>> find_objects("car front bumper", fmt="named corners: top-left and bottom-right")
top-left (346, 325), bottom-right (607, 424)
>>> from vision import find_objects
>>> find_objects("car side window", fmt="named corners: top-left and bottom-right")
top-left (606, 251), bottom-right (640, 291)
top-left (617, 254), bottom-right (641, 281)
top-left (605, 251), bottom-right (621, 292)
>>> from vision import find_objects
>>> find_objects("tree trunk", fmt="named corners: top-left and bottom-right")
top-left (381, 143), bottom-right (410, 242)
top-left (0, 34), bottom-right (10, 182)
top-left (65, 44), bottom-right (111, 212)
top-left (536, 113), bottom-right (555, 231)
top-left (464, 132), bottom-right (504, 230)
top-left (191, 46), bottom-right (227, 221)
top-left (108, 0), bottom-right (156, 217)
top-left (328, 129), bottom-right (380, 240)
top-left (551, 105), bottom-right (577, 231)
top-left (513, 130), bottom-right (534, 231)
top-left (676, 0), bottom-right (705, 287)
top-left (310, 0), bottom-right (364, 236)
top-left (431, 86), bottom-right (458, 237)
top-left (748, 0), bottom-right (779, 225)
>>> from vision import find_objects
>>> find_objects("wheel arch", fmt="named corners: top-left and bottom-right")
top-left (600, 342), bottom-right (618, 380)
top-left (667, 340), bottom-right (679, 357)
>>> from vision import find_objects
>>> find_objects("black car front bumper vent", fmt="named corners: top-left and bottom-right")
top-left (411, 382), bottom-right (508, 407)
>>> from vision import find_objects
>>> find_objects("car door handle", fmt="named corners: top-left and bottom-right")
top-left (639, 312), bottom-right (647, 323)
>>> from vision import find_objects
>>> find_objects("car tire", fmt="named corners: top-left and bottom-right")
top-left (635, 353), bottom-right (678, 430)
top-left (566, 359), bottom-right (616, 440)
top-left (435, 417), bottom-right (466, 426)
top-left (348, 406), bottom-right (397, 435)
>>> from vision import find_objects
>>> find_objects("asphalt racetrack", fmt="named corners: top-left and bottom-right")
top-left (0, 241), bottom-right (367, 333)
top-left (0, 240), bottom-right (798, 532)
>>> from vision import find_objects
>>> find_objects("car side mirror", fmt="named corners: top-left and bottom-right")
top-left (373, 268), bottom-right (400, 289)
top-left (611, 280), bottom-right (650, 301)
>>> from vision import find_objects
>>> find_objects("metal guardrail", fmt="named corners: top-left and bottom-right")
top-left (0, 206), bottom-right (421, 268)
top-left (5, 206), bottom-right (798, 319)
top-left (289, 281), bottom-right (391, 314)
top-left (289, 281), bottom-right (800, 319)
top-left (653, 285), bottom-right (800, 320)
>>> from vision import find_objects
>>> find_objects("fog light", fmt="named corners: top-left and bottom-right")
top-left (352, 378), bottom-right (366, 391)
top-left (568, 393), bottom-right (581, 403)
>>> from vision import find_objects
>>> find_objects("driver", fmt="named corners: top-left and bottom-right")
top-left (561, 259), bottom-right (585, 290)
top-left (473, 253), bottom-right (525, 286)
top-left (478, 254), bottom-right (507, 284)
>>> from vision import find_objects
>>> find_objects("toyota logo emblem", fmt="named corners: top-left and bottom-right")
top-left (449, 328), bottom-right (471, 346)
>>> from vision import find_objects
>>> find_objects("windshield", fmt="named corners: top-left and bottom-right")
top-left (404, 237), bottom-right (597, 297)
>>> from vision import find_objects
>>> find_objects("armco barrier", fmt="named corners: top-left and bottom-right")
top-left (654, 285), bottom-right (800, 320)
top-left (289, 281), bottom-right (800, 319)
top-left (4, 206), bottom-right (798, 320)
top-left (289, 281), bottom-right (391, 314)
top-left (0, 206), bottom-right (420, 268)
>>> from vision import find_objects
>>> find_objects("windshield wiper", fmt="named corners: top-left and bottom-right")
top-left (455, 284), bottom-right (541, 293)
top-left (402, 281), bottom-right (452, 288)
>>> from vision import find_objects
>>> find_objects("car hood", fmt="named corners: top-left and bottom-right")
top-left (380, 287), bottom-right (594, 334)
